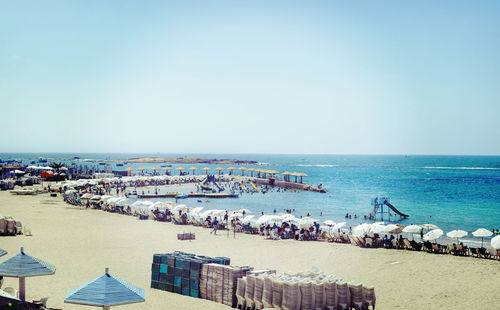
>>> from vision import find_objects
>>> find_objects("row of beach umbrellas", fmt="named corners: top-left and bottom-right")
top-left (0, 247), bottom-right (144, 309)
top-left (126, 166), bottom-right (308, 178)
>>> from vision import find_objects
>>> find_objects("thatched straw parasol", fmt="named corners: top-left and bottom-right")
top-left (189, 167), bottom-right (198, 175)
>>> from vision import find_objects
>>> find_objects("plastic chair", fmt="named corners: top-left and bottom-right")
top-left (363, 285), bottom-right (376, 310)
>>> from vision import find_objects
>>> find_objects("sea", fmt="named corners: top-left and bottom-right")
top-left (2, 153), bottom-right (500, 243)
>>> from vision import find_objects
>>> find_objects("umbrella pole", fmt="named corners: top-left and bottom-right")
top-left (19, 277), bottom-right (25, 301)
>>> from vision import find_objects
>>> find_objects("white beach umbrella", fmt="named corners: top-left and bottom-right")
top-left (472, 228), bottom-right (493, 247)
top-left (229, 213), bottom-right (243, 219)
top-left (323, 220), bottom-right (336, 226)
top-left (81, 193), bottom-right (93, 199)
top-left (490, 235), bottom-right (500, 250)
top-left (298, 217), bottom-right (318, 229)
top-left (423, 229), bottom-right (443, 241)
top-left (352, 223), bottom-right (372, 237)
top-left (403, 225), bottom-right (422, 233)
top-left (384, 224), bottom-right (400, 234)
top-left (369, 224), bottom-right (387, 235)
top-left (446, 230), bottom-right (468, 243)
top-left (241, 215), bottom-right (255, 225)
top-left (333, 222), bottom-right (346, 231)
top-left (421, 223), bottom-right (439, 230)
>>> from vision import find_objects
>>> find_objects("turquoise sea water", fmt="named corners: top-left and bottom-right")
top-left (2, 153), bottom-right (500, 234)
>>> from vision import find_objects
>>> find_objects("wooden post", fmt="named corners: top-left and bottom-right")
top-left (19, 277), bottom-right (25, 301)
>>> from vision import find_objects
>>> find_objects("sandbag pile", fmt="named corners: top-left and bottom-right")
top-left (236, 270), bottom-right (376, 310)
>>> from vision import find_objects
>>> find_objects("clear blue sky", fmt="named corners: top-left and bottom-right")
top-left (1, 1), bottom-right (499, 155)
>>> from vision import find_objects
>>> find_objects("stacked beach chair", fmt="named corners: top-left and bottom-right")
top-left (199, 263), bottom-right (248, 307)
top-left (235, 270), bottom-right (376, 310)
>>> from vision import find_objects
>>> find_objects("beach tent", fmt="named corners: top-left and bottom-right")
top-left (0, 247), bottom-right (56, 301)
top-left (472, 228), bottom-right (493, 248)
top-left (0, 249), bottom-right (6, 257)
top-left (64, 267), bottom-right (145, 310)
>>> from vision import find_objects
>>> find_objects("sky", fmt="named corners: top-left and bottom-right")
top-left (1, 0), bottom-right (499, 155)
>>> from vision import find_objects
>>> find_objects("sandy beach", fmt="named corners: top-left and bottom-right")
top-left (1, 190), bottom-right (500, 309)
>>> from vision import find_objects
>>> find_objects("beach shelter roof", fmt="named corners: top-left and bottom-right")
top-left (0, 247), bottom-right (56, 277)
top-left (281, 171), bottom-right (291, 175)
top-left (215, 167), bottom-right (224, 171)
top-left (151, 167), bottom-right (158, 170)
top-left (247, 168), bottom-right (255, 171)
top-left (64, 267), bottom-right (145, 308)
top-left (126, 167), bottom-right (134, 171)
top-left (162, 167), bottom-right (171, 170)
top-left (0, 249), bottom-right (6, 257)
top-left (189, 167), bottom-right (198, 170)
top-left (238, 167), bottom-right (247, 170)
top-left (0, 247), bottom-right (56, 301)
top-left (227, 167), bottom-right (236, 170)
top-left (202, 167), bottom-right (211, 171)
top-left (175, 167), bottom-right (185, 170)
top-left (296, 172), bottom-right (308, 177)
top-left (138, 167), bottom-right (146, 171)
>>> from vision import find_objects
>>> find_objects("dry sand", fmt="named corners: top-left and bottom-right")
top-left (1, 190), bottom-right (500, 309)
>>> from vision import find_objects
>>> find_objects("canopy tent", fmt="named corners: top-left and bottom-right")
top-left (64, 267), bottom-right (145, 310)
top-left (0, 247), bottom-right (56, 301)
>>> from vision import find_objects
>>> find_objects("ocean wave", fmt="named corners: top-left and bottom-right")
top-left (296, 164), bottom-right (338, 168)
top-left (419, 166), bottom-right (500, 171)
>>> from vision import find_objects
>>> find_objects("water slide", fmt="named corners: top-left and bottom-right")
top-left (248, 181), bottom-right (259, 191)
top-left (212, 180), bottom-right (223, 192)
top-left (383, 201), bottom-right (409, 218)
top-left (200, 177), bottom-right (212, 191)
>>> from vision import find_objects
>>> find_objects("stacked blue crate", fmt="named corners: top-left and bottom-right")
top-left (151, 251), bottom-right (229, 298)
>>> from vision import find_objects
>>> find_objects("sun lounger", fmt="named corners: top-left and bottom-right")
top-left (469, 247), bottom-right (479, 257)
top-left (374, 238), bottom-right (383, 248)
top-left (478, 247), bottom-right (490, 259)
top-left (342, 234), bottom-right (350, 243)
top-left (403, 239), bottom-right (412, 250)
top-left (455, 244), bottom-right (467, 256)
top-left (410, 240), bottom-right (422, 251)
top-left (333, 233), bottom-right (343, 243)
top-left (336, 281), bottom-right (350, 310)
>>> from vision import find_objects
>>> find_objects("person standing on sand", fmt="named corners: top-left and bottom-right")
top-left (420, 228), bottom-right (424, 240)
top-left (210, 217), bottom-right (218, 235)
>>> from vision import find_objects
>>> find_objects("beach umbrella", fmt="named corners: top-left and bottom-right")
top-left (369, 223), bottom-right (387, 235)
top-left (215, 167), bottom-right (224, 175)
top-left (333, 222), bottom-right (346, 231)
top-left (298, 217), bottom-right (318, 229)
top-left (175, 167), bottom-right (185, 175)
top-left (0, 249), bottom-right (6, 257)
top-left (64, 267), bottom-right (145, 310)
top-left (162, 167), bottom-right (171, 175)
top-left (296, 172), bottom-right (308, 183)
top-left (446, 230), bottom-right (468, 243)
top-left (491, 235), bottom-right (500, 249)
top-left (421, 223), bottom-right (439, 232)
top-left (384, 224), bottom-right (400, 234)
top-left (238, 167), bottom-right (247, 176)
top-left (247, 168), bottom-right (255, 177)
top-left (189, 167), bottom-right (198, 175)
top-left (472, 228), bottom-right (493, 248)
top-left (202, 167), bottom-right (211, 175)
top-left (323, 220), bottom-right (336, 226)
top-left (352, 223), bottom-right (372, 237)
top-left (281, 171), bottom-right (291, 182)
top-left (0, 247), bottom-right (56, 301)
top-left (403, 225), bottom-right (422, 233)
top-left (227, 167), bottom-right (236, 175)
top-left (423, 229), bottom-right (443, 241)
top-left (151, 167), bottom-right (158, 175)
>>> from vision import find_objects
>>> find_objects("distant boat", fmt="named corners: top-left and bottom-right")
top-left (38, 158), bottom-right (47, 163)
top-left (73, 156), bottom-right (80, 160)
top-left (116, 163), bottom-right (124, 166)
top-left (160, 165), bottom-right (172, 167)
top-left (175, 193), bottom-right (189, 199)
top-left (99, 162), bottom-right (106, 165)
